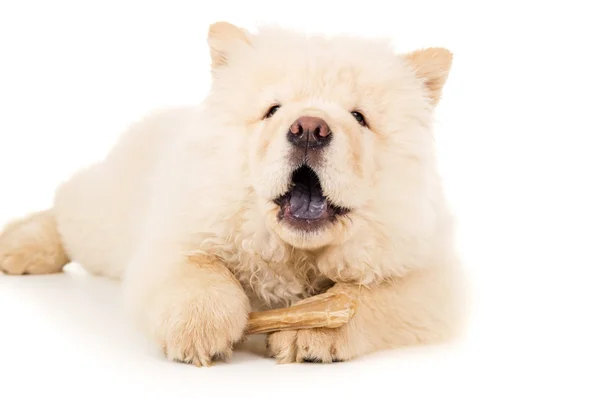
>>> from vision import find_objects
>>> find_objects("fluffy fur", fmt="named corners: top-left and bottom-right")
top-left (0, 22), bottom-right (465, 365)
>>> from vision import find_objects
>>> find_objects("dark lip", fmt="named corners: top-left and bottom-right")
top-left (273, 166), bottom-right (350, 232)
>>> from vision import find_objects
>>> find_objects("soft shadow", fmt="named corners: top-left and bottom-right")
top-left (0, 263), bottom-right (267, 364)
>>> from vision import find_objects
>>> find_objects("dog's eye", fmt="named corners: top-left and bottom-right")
top-left (351, 111), bottom-right (367, 127)
top-left (264, 105), bottom-right (280, 119)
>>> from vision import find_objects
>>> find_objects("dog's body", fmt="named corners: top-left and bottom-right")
top-left (0, 22), bottom-right (465, 364)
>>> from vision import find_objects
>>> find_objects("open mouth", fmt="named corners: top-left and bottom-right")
top-left (274, 165), bottom-right (350, 231)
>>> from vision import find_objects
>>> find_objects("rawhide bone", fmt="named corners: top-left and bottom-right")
top-left (245, 286), bottom-right (359, 335)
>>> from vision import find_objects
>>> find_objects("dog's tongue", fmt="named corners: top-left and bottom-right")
top-left (289, 181), bottom-right (328, 220)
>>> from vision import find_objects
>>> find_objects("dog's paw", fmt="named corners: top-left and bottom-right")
top-left (267, 327), bottom-right (355, 364)
top-left (155, 288), bottom-right (250, 366)
top-left (133, 264), bottom-right (251, 367)
top-left (0, 211), bottom-right (68, 275)
top-left (159, 312), bottom-right (240, 367)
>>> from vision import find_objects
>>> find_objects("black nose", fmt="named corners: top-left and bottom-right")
top-left (287, 116), bottom-right (332, 149)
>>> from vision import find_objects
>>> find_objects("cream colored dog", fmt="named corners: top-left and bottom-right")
top-left (0, 22), bottom-right (465, 365)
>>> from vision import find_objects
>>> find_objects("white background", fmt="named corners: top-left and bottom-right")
top-left (1, 1), bottom-right (599, 397)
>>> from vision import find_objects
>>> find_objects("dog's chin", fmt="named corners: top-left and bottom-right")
top-left (267, 165), bottom-right (352, 250)
top-left (267, 210), bottom-right (351, 250)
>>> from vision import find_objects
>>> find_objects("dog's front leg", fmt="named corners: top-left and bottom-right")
top-left (267, 266), bottom-right (463, 363)
top-left (123, 250), bottom-right (251, 366)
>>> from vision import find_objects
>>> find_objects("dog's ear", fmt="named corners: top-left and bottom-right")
top-left (403, 48), bottom-right (453, 106)
top-left (207, 21), bottom-right (251, 69)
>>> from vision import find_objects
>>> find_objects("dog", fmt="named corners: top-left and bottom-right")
top-left (0, 21), bottom-right (465, 365)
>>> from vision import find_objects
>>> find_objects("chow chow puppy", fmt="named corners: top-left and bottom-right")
top-left (0, 21), bottom-right (465, 365)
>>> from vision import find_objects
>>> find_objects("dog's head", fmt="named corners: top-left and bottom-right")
top-left (205, 22), bottom-right (452, 251)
